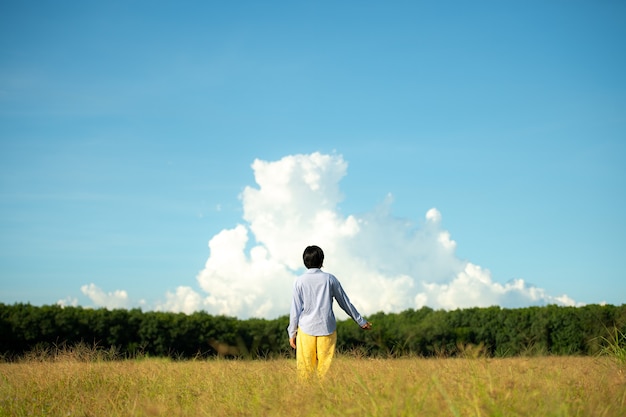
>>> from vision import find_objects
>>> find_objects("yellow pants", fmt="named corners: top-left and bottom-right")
top-left (296, 328), bottom-right (337, 379)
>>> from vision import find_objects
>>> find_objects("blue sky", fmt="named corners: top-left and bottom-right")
top-left (1, 1), bottom-right (624, 317)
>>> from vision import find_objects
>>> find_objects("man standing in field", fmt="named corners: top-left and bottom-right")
top-left (288, 245), bottom-right (372, 379)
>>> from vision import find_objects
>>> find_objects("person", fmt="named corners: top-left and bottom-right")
top-left (287, 245), bottom-right (372, 379)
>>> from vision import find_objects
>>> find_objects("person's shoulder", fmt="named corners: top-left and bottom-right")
top-left (324, 271), bottom-right (340, 284)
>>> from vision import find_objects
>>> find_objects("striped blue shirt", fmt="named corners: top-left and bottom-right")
top-left (288, 268), bottom-right (367, 338)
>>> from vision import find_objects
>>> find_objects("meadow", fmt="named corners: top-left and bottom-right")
top-left (1, 349), bottom-right (625, 417)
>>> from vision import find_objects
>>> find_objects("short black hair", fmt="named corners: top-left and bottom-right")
top-left (303, 245), bottom-right (324, 269)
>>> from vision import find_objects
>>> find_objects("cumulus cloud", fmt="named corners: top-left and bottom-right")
top-left (155, 286), bottom-right (203, 315)
top-left (159, 152), bottom-right (576, 318)
top-left (75, 152), bottom-right (577, 316)
top-left (80, 283), bottom-right (130, 309)
top-left (57, 296), bottom-right (79, 308)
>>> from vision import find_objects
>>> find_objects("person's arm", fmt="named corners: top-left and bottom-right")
top-left (331, 276), bottom-right (371, 329)
top-left (287, 282), bottom-right (302, 348)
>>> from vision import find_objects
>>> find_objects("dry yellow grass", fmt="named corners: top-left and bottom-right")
top-left (1, 355), bottom-right (624, 416)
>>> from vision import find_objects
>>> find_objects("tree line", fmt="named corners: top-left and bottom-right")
top-left (1, 303), bottom-right (624, 359)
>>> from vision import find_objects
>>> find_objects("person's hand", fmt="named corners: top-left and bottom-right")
top-left (361, 322), bottom-right (372, 330)
top-left (289, 336), bottom-right (297, 349)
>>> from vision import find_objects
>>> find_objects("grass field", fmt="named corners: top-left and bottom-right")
top-left (1, 351), bottom-right (625, 417)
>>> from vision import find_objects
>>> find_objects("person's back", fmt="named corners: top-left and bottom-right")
top-left (294, 268), bottom-right (336, 332)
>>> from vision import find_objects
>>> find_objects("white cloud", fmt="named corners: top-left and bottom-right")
top-left (196, 224), bottom-right (294, 318)
top-left (78, 152), bottom-right (578, 317)
top-left (426, 207), bottom-right (442, 223)
top-left (155, 286), bottom-right (203, 315)
top-left (182, 152), bottom-right (577, 318)
top-left (57, 296), bottom-right (78, 308)
top-left (418, 263), bottom-right (578, 310)
top-left (81, 283), bottom-right (130, 309)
